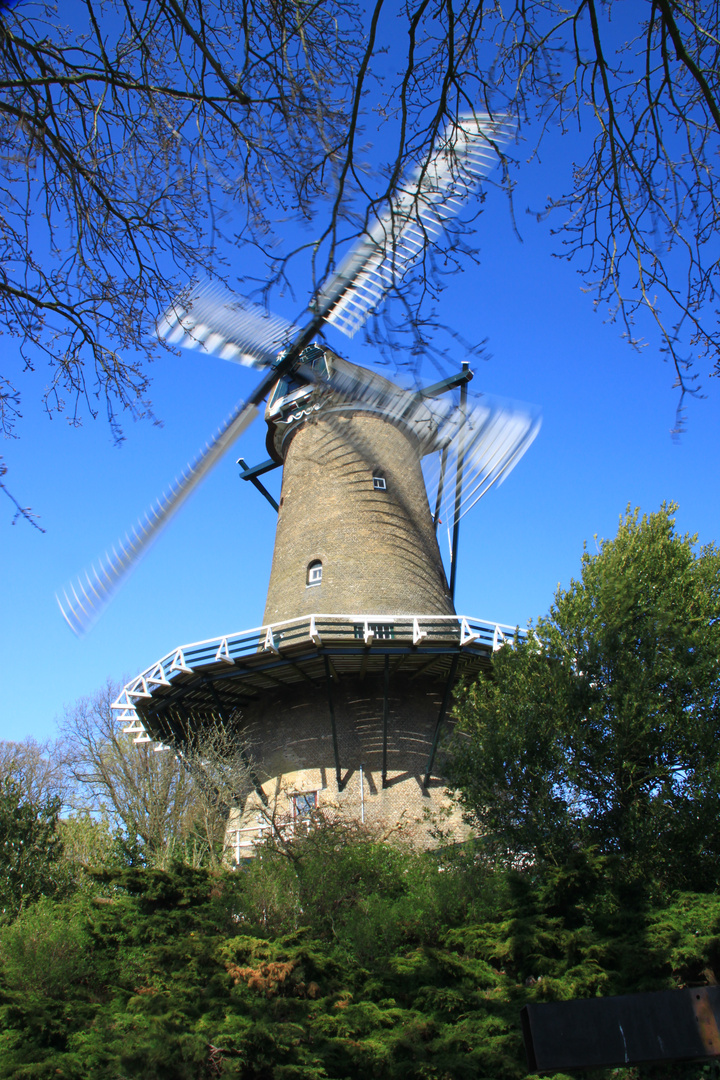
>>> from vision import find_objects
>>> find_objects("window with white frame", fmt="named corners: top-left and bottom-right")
top-left (373, 474), bottom-right (387, 490)
top-left (307, 560), bottom-right (322, 586)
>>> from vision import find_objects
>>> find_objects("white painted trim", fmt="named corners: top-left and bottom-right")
top-left (113, 613), bottom-right (528, 719)
top-left (169, 648), bottom-right (193, 674)
top-left (128, 676), bottom-right (152, 700)
top-left (147, 662), bottom-right (170, 687)
top-left (215, 637), bottom-right (235, 665)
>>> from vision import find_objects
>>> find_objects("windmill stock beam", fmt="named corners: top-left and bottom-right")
top-left (237, 457), bottom-right (279, 512)
top-left (420, 368), bottom-right (473, 399)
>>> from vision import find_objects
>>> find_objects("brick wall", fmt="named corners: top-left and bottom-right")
top-left (228, 672), bottom-right (469, 855)
top-left (263, 409), bottom-right (454, 623)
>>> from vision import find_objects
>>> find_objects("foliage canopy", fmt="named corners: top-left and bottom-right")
top-left (0, 776), bottom-right (66, 922)
top-left (4, 499), bottom-right (720, 1074)
top-left (2, 827), bottom-right (720, 1078)
top-left (4, 504), bottom-right (720, 1074)
top-left (448, 504), bottom-right (720, 894)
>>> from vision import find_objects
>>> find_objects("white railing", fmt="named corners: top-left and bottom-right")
top-left (111, 612), bottom-right (525, 746)
top-left (226, 819), bottom-right (313, 862)
top-left (227, 823), bottom-right (273, 861)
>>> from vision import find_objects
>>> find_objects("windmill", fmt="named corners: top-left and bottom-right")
top-left (60, 112), bottom-right (540, 853)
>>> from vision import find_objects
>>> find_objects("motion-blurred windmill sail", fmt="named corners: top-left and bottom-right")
top-left (58, 112), bottom-right (525, 636)
top-left (317, 120), bottom-right (508, 337)
top-left (161, 113), bottom-right (513, 354)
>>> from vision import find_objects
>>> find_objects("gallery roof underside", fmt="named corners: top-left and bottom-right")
top-left (112, 613), bottom-right (525, 746)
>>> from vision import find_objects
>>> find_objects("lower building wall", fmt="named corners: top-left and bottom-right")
top-left (227, 766), bottom-right (469, 859)
top-left (225, 672), bottom-right (469, 858)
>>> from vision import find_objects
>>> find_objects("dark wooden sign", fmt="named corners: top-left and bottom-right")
top-left (521, 986), bottom-right (720, 1072)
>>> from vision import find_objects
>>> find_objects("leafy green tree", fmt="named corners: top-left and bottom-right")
top-left (236, 818), bottom-right (478, 957)
top-left (58, 811), bottom-right (132, 888)
top-left (0, 896), bottom-right (93, 999)
top-left (448, 504), bottom-right (720, 894)
top-left (0, 777), bottom-right (67, 922)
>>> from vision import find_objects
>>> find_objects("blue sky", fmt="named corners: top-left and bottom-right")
top-left (2, 99), bottom-right (718, 743)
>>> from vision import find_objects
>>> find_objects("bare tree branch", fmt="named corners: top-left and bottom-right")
top-left (1, 0), bottom-right (718, 450)
top-left (0, 457), bottom-right (44, 531)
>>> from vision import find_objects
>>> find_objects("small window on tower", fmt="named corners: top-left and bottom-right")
top-left (373, 474), bottom-right (387, 491)
top-left (292, 791), bottom-right (317, 820)
top-left (307, 560), bottom-right (322, 586)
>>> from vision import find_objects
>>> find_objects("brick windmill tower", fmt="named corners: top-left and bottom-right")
top-left (59, 113), bottom-right (538, 853)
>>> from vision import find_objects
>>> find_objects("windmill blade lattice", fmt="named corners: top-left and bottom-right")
top-left (317, 113), bottom-right (513, 338)
top-left (157, 283), bottom-right (301, 368)
top-left (59, 110), bottom-right (519, 634)
top-left (421, 395), bottom-right (541, 533)
top-left (155, 112), bottom-right (512, 366)
top-left (57, 399), bottom-right (261, 636)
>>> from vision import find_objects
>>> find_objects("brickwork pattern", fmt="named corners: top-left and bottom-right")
top-left (235, 360), bottom-right (465, 853)
top-left (229, 674), bottom-right (468, 852)
top-left (263, 411), bottom-right (454, 623)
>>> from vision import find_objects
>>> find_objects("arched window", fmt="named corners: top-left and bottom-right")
top-left (307, 560), bottom-right (322, 586)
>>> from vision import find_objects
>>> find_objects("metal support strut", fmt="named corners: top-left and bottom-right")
top-left (433, 445), bottom-right (448, 535)
top-left (423, 653), bottom-right (460, 788)
top-left (449, 364), bottom-right (469, 601)
top-left (381, 653), bottom-right (390, 789)
top-left (324, 655), bottom-right (343, 792)
top-left (237, 457), bottom-right (280, 512)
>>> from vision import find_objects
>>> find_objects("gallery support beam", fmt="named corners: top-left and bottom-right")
top-left (381, 653), bottom-right (390, 789)
top-left (423, 652), bottom-right (460, 788)
top-left (324, 655), bottom-right (343, 792)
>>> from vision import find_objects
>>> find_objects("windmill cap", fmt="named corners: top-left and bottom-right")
top-left (264, 351), bottom-right (442, 463)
